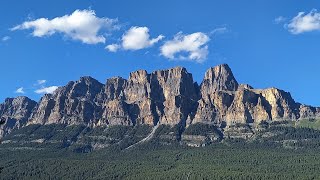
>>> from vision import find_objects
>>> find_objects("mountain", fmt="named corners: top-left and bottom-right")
top-left (1, 64), bottom-right (319, 143)
top-left (0, 97), bottom-right (37, 138)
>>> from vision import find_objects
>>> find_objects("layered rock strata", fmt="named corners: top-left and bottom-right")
top-left (1, 64), bottom-right (319, 138)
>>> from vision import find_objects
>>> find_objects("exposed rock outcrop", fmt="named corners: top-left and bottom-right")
top-left (99, 77), bottom-right (132, 126)
top-left (1, 64), bottom-right (319, 139)
top-left (151, 67), bottom-right (198, 125)
top-left (193, 64), bottom-right (237, 124)
top-left (298, 104), bottom-right (320, 119)
top-left (0, 97), bottom-right (37, 137)
top-left (123, 67), bottom-right (199, 125)
top-left (28, 76), bottom-right (104, 125)
top-left (225, 89), bottom-right (271, 125)
top-left (201, 64), bottom-right (239, 92)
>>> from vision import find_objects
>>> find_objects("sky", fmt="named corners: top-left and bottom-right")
top-left (0, 0), bottom-right (320, 106)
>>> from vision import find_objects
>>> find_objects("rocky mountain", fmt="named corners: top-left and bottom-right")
top-left (0, 97), bottom-right (37, 138)
top-left (1, 64), bottom-right (319, 139)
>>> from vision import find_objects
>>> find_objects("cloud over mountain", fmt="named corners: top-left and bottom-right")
top-left (15, 87), bottom-right (25, 94)
top-left (160, 32), bottom-right (210, 63)
top-left (106, 26), bottom-right (164, 52)
top-left (11, 9), bottom-right (119, 44)
top-left (35, 86), bottom-right (58, 94)
top-left (122, 26), bottom-right (164, 50)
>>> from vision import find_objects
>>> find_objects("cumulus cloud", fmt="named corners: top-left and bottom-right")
top-left (105, 44), bottom-right (120, 52)
top-left (287, 9), bottom-right (320, 34)
top-left (15, 87), bottom-right (25, 94)
top-left (35, 86), bottom-right (58, 94)
top-left (160, 32), bottom-right (210, 63)
top-left (2, 36), bottom-right (11, 42)
top-left (105, 26), bottom-right (164, 52)
top-left (121, 26), bottom-right (164, 50)
top-left (37, 80), bottom-right (46, 85)
top-left (11, 9), bottom-right (119, 44)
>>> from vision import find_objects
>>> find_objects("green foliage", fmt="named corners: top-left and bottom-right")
top-left (183, 123), bottom-right (222, 137)
top-left (2, 143), bottom-right (320, 179)
top-left (105, 125), bottom-right (132, 139)
top-left (297, 118), bottom-right (320, 130)
top-left (2, 124), bottom-right (41, 141)
top-left (3, 123), bottom-right (320, 179)
top-left (269, 120), bottom-right (291, 126)
top-left (154, 125), bottom-right (173, 136)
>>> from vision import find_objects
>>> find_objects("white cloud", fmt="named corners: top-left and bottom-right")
top-left (209, 27), bottom-right (228, 36)
top-left (274, 16), bottom-right (287, 24)
top-left (11, 9), bottom-right (119, 44)
top-left (160, 32), bottom-right (210, 63)
top-left (122, 26), bottom-right (164, 50)
top-left (35, 86), bottom-right (58, 94)
top-left (37, 80), bottom-right (46, 85)
top-left (105, 44), bottom-right (120, 52)
top-left (15, 87), bottom-right (25, 94)
top-left (2, 36), bottom-right (11, 42)
top-left (287, 9), bottom-right (320, 34)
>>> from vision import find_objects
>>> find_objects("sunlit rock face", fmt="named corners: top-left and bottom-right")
top-left (1, 64), bottom-right (319, 139)
top-left (0, 97), bottom-right (37, 138)
top-left (28, 76), bottom-right (104, 126)
top-left (193, 64), bottom-right (238, 125)
top-left (124, 67), bottom-right (199, 126)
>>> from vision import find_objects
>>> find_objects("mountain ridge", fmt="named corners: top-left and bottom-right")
top-left (1, 64), bottom-right (319, 139)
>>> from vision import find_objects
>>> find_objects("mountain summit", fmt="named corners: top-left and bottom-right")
top-left (1, 64), bottom-right (319, 138)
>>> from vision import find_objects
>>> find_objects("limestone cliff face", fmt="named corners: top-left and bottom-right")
top-left (225, 89), bottom-right (271, 124)
top-left (151, 67), bottom-right (198, 125)
top-left (0, 97), bottom-right (37, 137)
top-left (28, 76), bottom-right (104, 125)
top-left (193, 64), bottom-right (316, 126)
top-left (223, 88), bottom-right (299, 125)
top-left (100, 77), bottom-right (132, 126)
top-left (1, 64), bottom-right (319, 138)
top-left (201, 64), bottom-right (239, 93)
top-left (123, 67), bottom-right (198, 125)
top-left (26, 67), bottom-right (199, 128)
top-left (298, 105), bottom-right (320, 119)
top-left (124, 70), bottom-right (155, 125)
top-left (257, 88), bottom-right (299, 120)
top-left (193, 64), bottom-right (237, 124)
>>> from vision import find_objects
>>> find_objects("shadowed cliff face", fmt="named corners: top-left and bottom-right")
top-left (0, 64), bottom-right (319, 138)
top-left (0, 97), bottom-right (37, 137)
top-left (28, 76), bottom-right (104, 125)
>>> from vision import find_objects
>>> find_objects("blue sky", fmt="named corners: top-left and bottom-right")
top-left (0, 0), bottom-right (319, 106)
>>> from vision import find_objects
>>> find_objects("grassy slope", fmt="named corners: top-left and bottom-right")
top-left (296, 118), bottom-right (320, 130)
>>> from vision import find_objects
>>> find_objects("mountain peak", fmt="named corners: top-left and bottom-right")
top-left (1, 65), bottom-right (319, 139)
top-left (78, 76), bottom-right (100, 84)
top-left (202, 64), bottom-right (238, 92)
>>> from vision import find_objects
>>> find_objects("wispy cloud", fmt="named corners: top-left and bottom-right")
top-left (287, 9), bottom-right (320, 34)
top-left (11, 9), bottom-right (119, 44)
top-left (15, 87), bottom-right (25, 94)
top-left (160, 32), bottom-right (210, 63)
top-left (1, 36), bottom-right (11, 42)
top-left (35, 86), bottom-right (58, 94)
top-left (37, 80), bottom-right (46, 85)
top-left (209, 27), bottom-right (228, 36)
top-left (274, 16), bottom-right (287, 24)
top-left (106, 26), bottom-right (164, 52)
